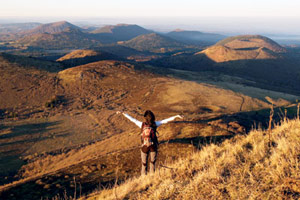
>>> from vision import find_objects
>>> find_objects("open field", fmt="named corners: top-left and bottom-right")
top-left (0, 59), bottom-right (299, 198)
top-left (87, 119), bottom-right (300, 200)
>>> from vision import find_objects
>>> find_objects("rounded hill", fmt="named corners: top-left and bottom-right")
top-left (92, 24), bottom-right (151, 35)
top-left (166, 29), bottom-right (226, 45)
top-left (0, 53), bottom-right (59, 109)
top-left (120, 33), bottom-right (185, 53)
top-left (24, 21), bottom-right (82, 35)
top-left (17, 29), bottom-right (100, 50)
top-left (91, 24), bottom-right (153, 43)
top-left (197, 35), bottom-right (285, 63)
top-left (198, 45), bottom-right (278, 63)
top-left (56, 49), bottom-right (122, 66)
top-left (57, 60), bottom-right (270, 114)
top-left (215, 35), bottom-right (286, 53)
top-left (57, 50), bottom-right (100, 60)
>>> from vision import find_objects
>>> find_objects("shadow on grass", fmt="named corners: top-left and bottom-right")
top-left (0, 120), bottom-right (66, 186)
top-left (176, 105), bottom-right (298, 133)
top-left (160, 135), bottom-right (234, 150)
top-left (1, 106), bottom-right (298, 199)
top-left (161, 105), bottom-right (299, 151)
top-left (0, 132), bottom-right (70, 148)
top-left (0, 121), bottom-right (60, 140)
top-left (148, 52), bottom-right (300, 96)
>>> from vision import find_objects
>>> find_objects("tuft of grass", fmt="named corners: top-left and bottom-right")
top-left (86, 119), bottom-right (300, 200)
top-left (45, 95), bottom-right (64, 108)
top-left (297, 102), bottom-right (300, 120)
top-left (7, 111), bottom-right (18, 118)
top-left (268, 103), bottom-right (274, 148)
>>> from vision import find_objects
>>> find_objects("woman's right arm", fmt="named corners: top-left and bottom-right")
top-left (155, 115), bottom-right (183, 127)
top-left (117, 112), bottom-right (143, 128)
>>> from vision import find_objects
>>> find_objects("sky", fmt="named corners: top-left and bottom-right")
top-left (1, 0), bottom-right (300, 34)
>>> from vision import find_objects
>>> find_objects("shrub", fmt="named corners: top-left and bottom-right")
top-left (45, 95), bottom-right (64, 108)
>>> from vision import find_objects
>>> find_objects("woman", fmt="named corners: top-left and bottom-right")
top-left (117, 110), bottom-right (183, 175)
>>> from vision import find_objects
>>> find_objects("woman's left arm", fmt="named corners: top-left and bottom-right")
top-left (117, 111), bottom-right (143, 128)
top-left (155, 115), bottom-right (183, 127)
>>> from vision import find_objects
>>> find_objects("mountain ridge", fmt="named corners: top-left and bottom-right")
top-left (166, 29), bottom-right (226, 45)
top-left (198, 45), bottom-right (279, 63)
top-left (56, 49), bottom-right (123, 66)
top-left (91, 24), bottom-right (153, 43)
top-left (215, 35), bottom-right (286, 53)
top-left (17, 28), bottom-right (100, 50)
top-left (120, 33), bottom-right (186, 53)
top-left (23, 21), bottom-right (82, 35)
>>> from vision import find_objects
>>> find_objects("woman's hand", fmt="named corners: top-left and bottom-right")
top-left (176, 115), bottom-right (183, 119)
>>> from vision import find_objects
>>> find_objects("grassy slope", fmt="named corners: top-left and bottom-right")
top-left (166, 30), bottom-right (226, 45)
top-left (215, 35), bottom-right (285, 53)
top-left (0, 59), bottom-right (299, 198)
top-left (24, 21), bottom-right (81, 35)
top-left (17, 29), bottom-right (100, 50)
top-left (0, 53), bottom-right (59, 109)
top-left (88, 119), bottom-right (300, 200)
top-left (199, 45), bottom-right (278, 63)
top-left (121, 33), bottom-right (184, 53)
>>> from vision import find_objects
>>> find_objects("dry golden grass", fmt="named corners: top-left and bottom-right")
top-left (215, 35), bottom-right (286, 53)
top-left (57, 50), bottom-right (99, 61)
top-left (224, 37), bottom-right (284, 53)
top-left (86, 119), bottom-right (300, 200)
top-left (198, 45), bottom-right (278, 63)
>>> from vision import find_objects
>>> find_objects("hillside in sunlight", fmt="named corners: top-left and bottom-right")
top-left (215, 35), bottom-right (286, 53)
top-left (17, 28), bottom-right (100, 50)
top-left (22, 21), bottom-right (82, 35)
top-left (1, 14), bottom-right (300, 200)
top-left (119, 33), bottom-right (186, 53)
top-left (87, 119), bottom-right (300, 200)
top-left (198, 45), bottom-right (279, 63)
top-left (1, 55), bottom-right (299, 199)
top-left (149, 35), bottom-right (300, 95)
top-left (197, 35), bottom-right (285, 63)
top-left (12, 21), bottom-right (101, 50)
top-left (56, 49), bottom-right (122, 67)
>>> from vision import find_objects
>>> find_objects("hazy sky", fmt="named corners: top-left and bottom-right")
top-left (1, 0), bottom-right (300, 17)
top-left (1, 0), bottom-right (300, 34)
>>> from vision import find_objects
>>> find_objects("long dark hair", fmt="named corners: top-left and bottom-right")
top-left (143, 110), bottom-right (156, 127)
